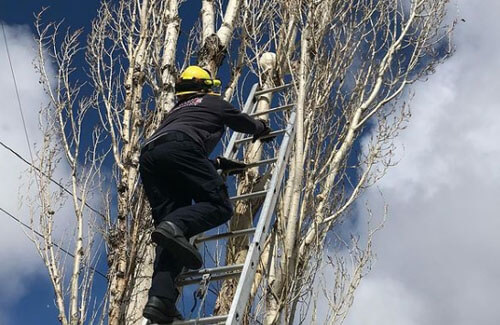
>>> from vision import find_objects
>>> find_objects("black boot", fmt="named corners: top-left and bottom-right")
top-left (151, 221), bottom-right (203, 269)
top-left (143, 296), bottom-right (183, 324)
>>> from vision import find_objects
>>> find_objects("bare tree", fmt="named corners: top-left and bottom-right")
top-left (27, 0), bottom-right (454, 324)
top-left (28, 11), bottom-right (108, 325)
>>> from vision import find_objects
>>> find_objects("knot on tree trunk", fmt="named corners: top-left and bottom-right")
top-left (132, 67), bottom-right (145, 85)
top-left (117, 182), bottom-right (127, 194)
top-left (197, 34), bottom-right (226, 71)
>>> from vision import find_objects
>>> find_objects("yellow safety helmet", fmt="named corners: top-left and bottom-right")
top-left (175, 65), bottom-right (221, 96)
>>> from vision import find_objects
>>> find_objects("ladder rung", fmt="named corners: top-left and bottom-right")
top-left (170, 315), bottom-right (227, 325)
top-left (230, 190), bottom-right (267, 202)
top-left (254, 83), bottom-right (294, 96)
top-left (195, 227), bottom-right (256, 243)
top-left (235, 129), bottom-right (286, 145)
top-left (250, 104), bottom-right (294, 117)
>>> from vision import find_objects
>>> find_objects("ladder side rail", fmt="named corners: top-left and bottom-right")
top-left (223, 83), bottom-right (259, 160)
top-left (241, 83), bottom-right (259, 115)
top-left (226, 109), bottom-right (297, 324)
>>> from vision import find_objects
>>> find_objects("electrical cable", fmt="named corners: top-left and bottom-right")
top-left (0, 206), bottom-right (107, 280)
top-left (0, 139), bottom-right (106, 218)
top-left (1, 22), bottom-right (36, 171)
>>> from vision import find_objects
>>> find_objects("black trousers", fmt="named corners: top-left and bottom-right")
top-left (139, 132), bottom-right (233, 300)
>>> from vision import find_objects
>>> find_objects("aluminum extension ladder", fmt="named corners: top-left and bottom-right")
top-left (145, 82), bottom-right (296, 325)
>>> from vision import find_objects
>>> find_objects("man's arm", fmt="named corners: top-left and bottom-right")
top-left (213, 97), bottom-right (273, 142)
top-left (219, 99), bottom-right (264, 134)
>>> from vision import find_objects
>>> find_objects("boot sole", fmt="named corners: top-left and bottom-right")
top-left (151, 228), bottom-right (203, 269)
top-left (143, 306), bottom-right (172, 324)
top-left (143, 306), bottom-right (179, 324)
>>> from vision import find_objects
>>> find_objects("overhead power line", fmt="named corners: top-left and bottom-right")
top-left (1, 22), bottom-right (34, 162)
top-left (0, 206), bottom-right (107, 280)
top-left (0, 139), bottom-right (106, 218)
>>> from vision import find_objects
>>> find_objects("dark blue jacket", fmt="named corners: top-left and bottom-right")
top-left (147, 94), bottom-right (264, 155)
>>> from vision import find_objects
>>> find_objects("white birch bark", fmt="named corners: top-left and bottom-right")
top-left (264, 8), bottom-right (312, 323)
top-left (108, 2), bottom-right (152, 324)
top-left (216, 0), bottom-right (241, 46)
top-left (198, 0), bottom-right (242, 74)
top-left (201, 0), bottom-right (216, 43)
top-left (124, 2), bottom-right (182, 322)
top-left (158, 0), bottom-right (181, 115)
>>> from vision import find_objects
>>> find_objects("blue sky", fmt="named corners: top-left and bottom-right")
top-left (1, 1), bottom-right (500, 325)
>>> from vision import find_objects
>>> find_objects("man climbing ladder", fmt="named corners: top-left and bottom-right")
top-left (139, 66), bottom-right (273, 323)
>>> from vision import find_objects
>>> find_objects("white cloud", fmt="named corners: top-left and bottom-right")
top-left (344, 1), bottom-right (500, 324)
top-left (0, 23), bottom-right (53, 315)
top-left (346, 277), bottom-right (426, 325)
